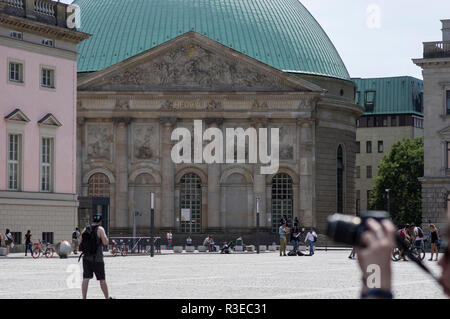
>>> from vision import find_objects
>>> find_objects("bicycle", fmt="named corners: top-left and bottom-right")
top-left (32, 240), bottom-right (55, 259)
top-left (392, 241), bottom-right (425, 262)
top-left (111, 239), bottom-right (128, 257)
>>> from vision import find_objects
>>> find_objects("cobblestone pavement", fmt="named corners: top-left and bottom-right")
top-left (0, 250), bottom-right (445, 299)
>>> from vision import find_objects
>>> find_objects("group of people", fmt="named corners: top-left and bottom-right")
top-left (397, 222), bottom-right (441, 261)
top-left (278, 216), bottom-right (317, 256)
top-left (202, 234), bottom-right (216, 252)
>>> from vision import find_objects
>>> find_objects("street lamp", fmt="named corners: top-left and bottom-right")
top-left (256, 197), bottom-right (260, 254)
top-left (150, 192), bottom-right (155, 257)
top-left (385, 189), bottom-right (391, 215)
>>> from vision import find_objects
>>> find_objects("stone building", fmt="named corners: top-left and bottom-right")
top-left (0, 0), bottom-right (89, 246)
top-left (353, 77), bottom-right (424, 214)
top-left (414, 20), bottom-right (450, 235)
top-left (74, 0), bottom-right (363, 241)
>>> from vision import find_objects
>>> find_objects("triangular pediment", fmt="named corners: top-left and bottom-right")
top-left (4, 108), bottom-right (30, 123)
top-left (38, 113), bottom-right (62, 127)
top-left (78, 31), bottom-right (324, 93)
top-left (438, 125), bottom-right (450, 138)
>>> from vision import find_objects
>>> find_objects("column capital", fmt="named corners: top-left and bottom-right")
top-left (205, 118), bottom-right (224, 127)
top-left (296, 118), bottom-right (316, 126)
top-left (113, 117), bottom-right (132, 125)
top-left (251, 117), bottom-right (269, 128)
top-left (77, 117), bottom-right (85, 126)
top-left (159, 117), bottom-right (177, 127)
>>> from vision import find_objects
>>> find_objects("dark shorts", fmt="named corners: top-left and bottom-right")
top-left (83, 258), bottom-right (105, 281)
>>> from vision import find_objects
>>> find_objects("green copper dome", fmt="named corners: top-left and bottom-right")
top-left (74, 0), bottom-right (350, 80)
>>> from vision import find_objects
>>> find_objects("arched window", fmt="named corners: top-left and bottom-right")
top-left (180, 173), bottom-right (202, 233)
top-left (88, 173), bottom-right (110, 198)
top-left (337, 145), bottom-right (344, 213)
top-left (271, 173), bottom-right (293, 232)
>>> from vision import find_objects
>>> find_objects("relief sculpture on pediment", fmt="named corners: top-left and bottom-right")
top-left (106, 43), bottom-right (286, 91)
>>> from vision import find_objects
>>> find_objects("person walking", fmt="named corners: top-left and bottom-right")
top-left (72, 227), bottom-right (81, 254)
top-left (4, 229), bottom-right (14, 255)
top-left (24, 230), bottom-right (32, 257)
top-left (348, 247), bottom-right (356, 259)
top-left (429, 224), bottom-right (440, 261)
top-left (78, 215), bottom-right (112, 299)
top-left (279, 222), bottom-right (287, 256)
top-left (304, 228), bottom-right (317, 256)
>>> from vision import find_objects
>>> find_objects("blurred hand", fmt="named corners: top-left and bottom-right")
top-left (357, 219), bottom-right (397, 294)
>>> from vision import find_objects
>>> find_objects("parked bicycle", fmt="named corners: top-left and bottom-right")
top-left (32, 240), bottom-right (55, 259)
top-left (111, 239), bottom-right (128, 257)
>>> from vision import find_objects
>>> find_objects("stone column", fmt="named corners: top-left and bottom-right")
top-left (76, 117), bottom-right (85, 195)
top-left (252, 118), bottom-right (268, 228)
top-left (113, 117), bottom-right (131, 230)
top-left (205, 118), bottom-right (223, 231)
top-left (298, 119), bottom-right (316, 228)
top-left (160, 117), bottom-right (176, 229)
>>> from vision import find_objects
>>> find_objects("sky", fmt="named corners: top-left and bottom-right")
top-left (61, 0), bottom-right (450, 80)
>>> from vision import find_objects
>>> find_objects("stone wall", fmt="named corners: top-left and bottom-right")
top-left (0, 192), bottom-right (78, 244)
top-left (315, 126), bottom-right (356, 232)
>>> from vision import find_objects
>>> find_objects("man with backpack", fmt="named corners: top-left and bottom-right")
top-left (78, 215), bottom-right (112, 299)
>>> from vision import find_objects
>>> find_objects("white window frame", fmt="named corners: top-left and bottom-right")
top-left (39, 127), bottom-right (57, 193)
top-left (41, 38), bottom-right (54, 47)
top-left (7, 58), bottom-right (25, 85)
top-left (9, 31), bottom-right (23, 40)
top-left (40, 137), bottom-right (54, 192)
top-left (40, 65), bottom-right (56, 90)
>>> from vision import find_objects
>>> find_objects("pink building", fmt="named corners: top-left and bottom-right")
top-left (0, 0), bottom-right (89, 247)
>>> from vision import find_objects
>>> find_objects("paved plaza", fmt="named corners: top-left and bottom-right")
top-left (0, 250), bottom-right (445, 299)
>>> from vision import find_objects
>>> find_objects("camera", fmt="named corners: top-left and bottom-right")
top-left (326, 210), bottom-right (390, 246)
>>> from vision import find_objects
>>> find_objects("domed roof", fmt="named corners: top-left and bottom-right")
top-left (74, 0), bottom-right (350, 80)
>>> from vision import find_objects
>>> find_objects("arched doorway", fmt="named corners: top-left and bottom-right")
top-left (180, 173), bottom-right (202, 233)
top-left (271, 173), bottom-right (293, 232)
top-left (87, 173), bottom-right (110, 235)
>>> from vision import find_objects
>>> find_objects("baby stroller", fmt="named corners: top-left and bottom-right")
top-left (220, 241), bottom-right (234, 254)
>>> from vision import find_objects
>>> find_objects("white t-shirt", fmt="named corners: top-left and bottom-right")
top-left (305, 231), bottom-right (317, 243)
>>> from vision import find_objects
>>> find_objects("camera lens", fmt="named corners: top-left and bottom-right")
top-left (326, 214), bottom-right (362, 246)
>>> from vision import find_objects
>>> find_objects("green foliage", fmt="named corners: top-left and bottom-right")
top-left (368, 137), bottom-right (424, 226)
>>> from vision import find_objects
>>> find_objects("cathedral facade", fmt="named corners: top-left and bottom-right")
top-left (76, 32), bottom-right (361, 236)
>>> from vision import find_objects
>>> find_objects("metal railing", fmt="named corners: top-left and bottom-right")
top-left (424, 41), bottom-right (450, 59)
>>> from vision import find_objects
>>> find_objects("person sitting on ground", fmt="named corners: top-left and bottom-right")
top-left (209, 236), bottom-right (216, 252)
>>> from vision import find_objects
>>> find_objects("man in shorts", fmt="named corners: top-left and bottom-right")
top-left (78, 215), bottom-right (112, 299)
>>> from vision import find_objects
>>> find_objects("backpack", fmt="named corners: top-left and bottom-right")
top-left (72, 231), bottom-right (78, 240)
top-left (79, 226), bottom-right (98, 257)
